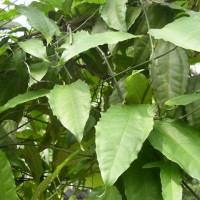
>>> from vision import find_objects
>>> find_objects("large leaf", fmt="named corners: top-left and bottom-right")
top-left (186, 75), bottom-right (200, 130)
top-left (148, 11), bottom-right (200, 52)
top-left (150, 40), bottom-right (189, 107)
top-left (18, 39), bottom-right (49, 62)
top-left (123, 144), bottom-right (162, 200)
top-left (0, 150), bottom-right (17, 200)
top-left (165, 93), bottom-right (200, 106)
top-left (0, 89), bottom-right (49, 113)
top-left (59, 31), bottom-right (137, 65)
top-left (149, 119), bottom-right (200, 181)
top-left (95, 104), bottom-right (155, 187)
top-left (160, 163), bottom-right (182, 200)
top-left (100, 0), bottom-right (128, 31)
top-left (16, 5), bottom-right (60, 44)
top-left (47, 80), bottom-right (91, 142)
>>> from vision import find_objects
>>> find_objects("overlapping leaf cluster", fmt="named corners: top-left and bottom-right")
top-left (0, 0), bottom-right (200, 199)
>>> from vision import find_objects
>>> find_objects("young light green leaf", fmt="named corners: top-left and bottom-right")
top-left (0, 89), bottom-right (49, 113)
top-left (59, 31), bottom-right (137, 65)
top-left (150, 40), bottom-right (189, 108)
top-left (148, 12), bottom-right (200, 52)
top-left (47, 80), bottom-right (91, 142)
top-left (95, 104), bottom-right (155, 187)
top-left (18, 39), bottom-right (49, 62)
top-left (160, 163), bottom-right (182, 200)
top-left (100, 0), bottom-right (128, 31)
top-left (16, 5), bottom-right (60, 44)
top-left (0, 150), bottom-right (17, 200)
top-left (165, 93), bottom-right (200, 106)
top-left (149, 119), bottom-right (200, 181)
top-left (31, 150), bottom-right (79, 200)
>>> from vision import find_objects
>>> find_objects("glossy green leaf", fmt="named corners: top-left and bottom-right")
top-left (31, 150), bottom-right (79, 200)
top-left (0, 150), bottom-right (17, 200)
top-left (150, 40), bottom-right (189, 107)
top-left (16, 5), bottom-right (60, 43)
top-left (59, 31), bottom-right (137, 65)
top-left (95, 104), bottom-right (155, 187)
top-left (18, 39), bottom-right (49, 62)
top-left (123, 145), bottom-right (162, 200)
top-left (165, 93), bottom-right (200, 106)
top-left (149, 119), bottom-right (200, 181)
top-left (186, 75), bottom-right (200, 130)
top-left (126, 71), bottom-right (152, 104)
top-left (0, 89), bottom-right (49, 113)
top-left (47, 80), bottom-right (91, 142)
top-left (149, 11), bottom-right (200, 52)
top-left (100, 0), bottom-right (127, 31)
top-left (160, 163), bottom-right (182, 200)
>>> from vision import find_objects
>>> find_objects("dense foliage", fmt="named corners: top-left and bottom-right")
top-left (0, 0), bottom-right (200, 199)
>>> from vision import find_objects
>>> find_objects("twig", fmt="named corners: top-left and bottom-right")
top-left (182, 180), bottom-right (200, 200)
top-left (96, 47), bottom-right (124, 104)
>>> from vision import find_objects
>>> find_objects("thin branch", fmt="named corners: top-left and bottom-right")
top-left (96, 47), bottom-right (125, 104)
top-left (24, 115), bottom-right (48, 124)
top-left (182, 180), bottom-right (200, 200)
top-left (179, 107), bottom-right (200, 119)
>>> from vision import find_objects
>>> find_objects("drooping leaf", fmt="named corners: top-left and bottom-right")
top-left (160, 163), bottom-right (182, 200)
top-left (123, 144), bottom-right (162, 200)
top-left (148, 11), bottom-right (200, 52)
top-left (186, 75), bottom-right (200, 130)
top-left (126, 70), bottom-right (152, 104)
top-left (165, 93), bottom-right (200, 106)
top-left (149, 119), bottom-right (200, 181)
top-left (0, 150), bottom-right (17, 200)
top-left (59, 31), bottom-right (137, 65)
top-left (100, 0), bottom-right (128, 31)
top-left (18, 39), bottom-right (49, 62)
top-left (16, 5), bottom-right (60, 43)
top-left (150, 40), bottom-right (189, 108)
top-left (95, 104), bottom-right (155, 187)
top-left (47, 80), bottom-right (91, 142)
top-left (0, 89), bottom-right (49, 113)
top-left (31, 150), bottom-right (79, 200)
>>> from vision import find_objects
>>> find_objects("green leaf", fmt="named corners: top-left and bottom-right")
top-left (150, 40), bottom-right (189, 107)
top-left (160, 163), bottom-right (182, 200)
top-left (18, 39), bottom-right (49, 62)
top-left (148, 12), bottom-right (200, 52)
top-left (149, 119), bottom-right (200, 181)
top-left (95, 104), bottom-right (155, 187)
top-left (100, 0), bottom-right (128, 31)
top-left (31, 150), bottom-right (79, 200)
top-left (47, 80), bottom-right (91, 142)
top-left (84, 0), bottom-right (106, 4)
top-left (123, 145), bottom-right (162, 200)
top-left (16, 5), bottom-right (60, 44)
top-left (126, 70), bottom-right (152, 104)
top-left (0, 150), bottom-right (17, 200)
top-left (165, 93), bottom-right (200, 106)
top-left (0, 89), bottom-right (49, 113)
top-left (126, 6), bottom-right (142, 30)
top-left (186, 75), bottom-right (200, 130)
top-left (59, 31), bottom-right (137, 65)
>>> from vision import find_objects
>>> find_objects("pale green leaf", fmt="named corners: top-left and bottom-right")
top-left (160, 163), bottom-right (182, 200)
top-left (0, 89), bottom-right (49, 113)
top-left (16, 5), bottom-right (60, 43)
top-left (84, 0), bottom-right (106, 4)
top-left (150, 40), bottom-right (189, 107)
top-left (18, 39), bottom-right (49, 62)
top-left (59, 31), bottom-right (137, 65)
top-left (149, 119), bottom-right (200, 181)
top-left (165, 93), bottom-right (200, 106)
top-left (95, 104), bottom-right (155, 187)
top-left (0, 150), bottom-right (17, 200)
top-left (148, 12), bottom-right (200, 52)
top-left (47, 80), bottom-right (91, 142)
top-left (100, 0), bottom-right (128, 31)
top-left (31, 150), bottom-right (79, 200)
